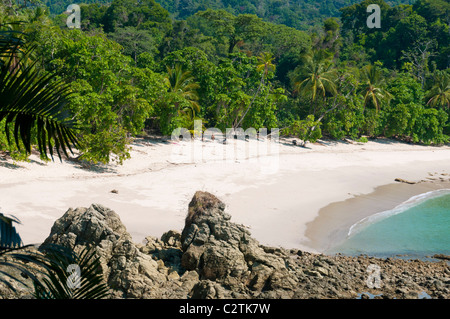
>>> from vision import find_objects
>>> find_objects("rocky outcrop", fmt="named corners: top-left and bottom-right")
top-left (180, 191), bottom-right (300, 298)
top-left (41, 204), bottom-right (194, 298)
top-left (1, 191), bottom-right (449, 299)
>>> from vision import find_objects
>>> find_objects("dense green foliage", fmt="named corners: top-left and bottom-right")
top-left (340, 0), bottom-right (450, 71)
top-left (0, 0), bottom-right (448, 164)
top-left (44, 0), bottom-right (414, 31)
top-left (0, 15), bottom-right (78, 161)
top-left (44, 0), bottom-right (111, 15)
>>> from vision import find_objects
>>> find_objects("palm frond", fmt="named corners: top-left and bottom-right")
top-left (165, 64), bottom-right (201, 117)
top-left (1, 216), bottom-right (109, 299)
top-left (0, 213), bottom-right (23, 251)
top-left (0, 29), bottom-right (25, 63)
top-left (0, 36), bottom-right (79, 161)
top-left (5, 244), bottom-right (110, 299)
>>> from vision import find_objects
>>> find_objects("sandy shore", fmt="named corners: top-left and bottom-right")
top-left (305, 181), bottom-right (450, 254)
top-left (1, 136), bottom-right (450, 253)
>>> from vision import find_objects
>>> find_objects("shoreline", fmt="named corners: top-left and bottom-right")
top-left (1, 137), bottom-right (450, 255)
top-left (3, 190), bottom-right (449, 299)
top-left (304, 180), bottom-right (450, 257)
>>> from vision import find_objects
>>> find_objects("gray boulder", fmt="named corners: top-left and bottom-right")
top-left (42, 204), bottom-right (188, 298)
top-left (180, 191), bottom-right (298, 296)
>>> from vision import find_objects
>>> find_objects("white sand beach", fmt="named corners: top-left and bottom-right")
top-left (1, 136), bottom-right (450, 253)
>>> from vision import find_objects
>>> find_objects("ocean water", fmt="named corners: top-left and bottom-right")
top-left (327, 189), bottom-right (450, 259)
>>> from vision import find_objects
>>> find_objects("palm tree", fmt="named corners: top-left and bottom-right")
top-left (0, 28), bottom-right (78, 161)
top-left (160, 64), bottom-right (201, 136)
top-left (293, 50), bottom-right (337, 115)
top-left (0, 22), bottom-right (26, 72)
top-left (358, 64), bottom-right (392, 112)
top-left (0, 27), bottom-right (106, 299)
top-left (256, 52), bottom-right (276, 80)
top-left (235, 52), bottom-right (275, 128)
top-left (426, 72), bottom-right (450, 109)
top-left (164, 64), bottom-right (200, 115)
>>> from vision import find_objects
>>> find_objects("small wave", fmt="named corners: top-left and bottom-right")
top-left (347, 189), bottom-right (450, 237)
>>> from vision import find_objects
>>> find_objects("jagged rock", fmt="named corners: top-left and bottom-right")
top-left (141, 231), bottom-right (184, 274)
top-left (3, 191), bottom-right (446, 300)
top-left (304, 269), bottom-right (323, 279)
top-left (180, 191), bottom-right (298, 295)
top-left (42, 204), bottom-right (182, 298)
top-left (0, 258), bottom-right (35, 299)
top-left (43, 204), bottom-right (131, 249)
top-left (190, 280), bottom-right (230, 299)
top-left (161, 230), bottom-right (182, 247)
top-left (316, 266), bottom-right (330, 277)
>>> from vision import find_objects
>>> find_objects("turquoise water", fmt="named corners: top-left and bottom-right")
top-left (327, 190), bottom-right (450, 259)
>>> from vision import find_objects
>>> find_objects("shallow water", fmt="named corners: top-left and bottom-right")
top-left (327, 190), bottom-right (450, 259)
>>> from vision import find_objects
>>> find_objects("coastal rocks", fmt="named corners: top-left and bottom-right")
top-left (43, 204), bottom-right (131, 249)
top-left (42, 204), bottom-right (188, 298)
top-left (2, 191), bottom-right (449, 300)
top-left (180, 191), bottom-right (298, 296)
top-left (433, 254), bottom-right (450, 261)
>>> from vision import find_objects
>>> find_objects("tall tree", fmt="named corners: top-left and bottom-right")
top-left (102, 0), bottom-right (172, 42)
top-left (426, 71), bottom-right (450, 109)
top-left (292, 50), bottom-right (337, 115)
top-left (235, 51), bottom-right (275, 128)
top-left (107, 26), bottom-right (157, 65)
top-left (159, 64), bottom-right (200, 134)
top-left (358, 64), bottom-right (392, 112)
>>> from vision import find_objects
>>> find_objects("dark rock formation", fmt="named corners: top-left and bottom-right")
top-left (42, 204), bottom-right (190, 298)
top-left (394, 178), bottom-right (417, 184)
top-left (180, 191), bottom-right (299, 298)
top-left (433, 254), bottom-right (450, 261)
top-left (1, 191), bottom-right (449, 299)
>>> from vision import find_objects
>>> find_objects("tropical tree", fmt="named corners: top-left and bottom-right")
top-left (425, 71), bottom-right (450, 109)
top-left (256, 52), bottom-right (276, 79)
top-left (284, 114), bottom-right (322, 146)
top-left (234, 52), bottom-right (275, 128)
top-left (36, 28), bottom-right (163, 164)
top-left (165, 64), bottom-right (200, 111)
top-left (158, 64), bottom-right (200, 134)
top-left (292, 50), bottom-right (337, 115)
top-left (358, 64), bottom-right (392, 112)
top-left (107, 26), bottom-right (157, 65)
top-left (196, 9), bottom-right (265, 55)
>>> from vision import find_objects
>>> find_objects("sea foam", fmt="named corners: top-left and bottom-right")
top-left (347, 188), bottom-right (450, 238)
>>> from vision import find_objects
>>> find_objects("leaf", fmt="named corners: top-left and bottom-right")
top-left (4, 244), bottom-right (110, 299)
top-left (0, 31), bottom-right (79, 161)
top-left (0, 213), bottom-right (23, 251)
